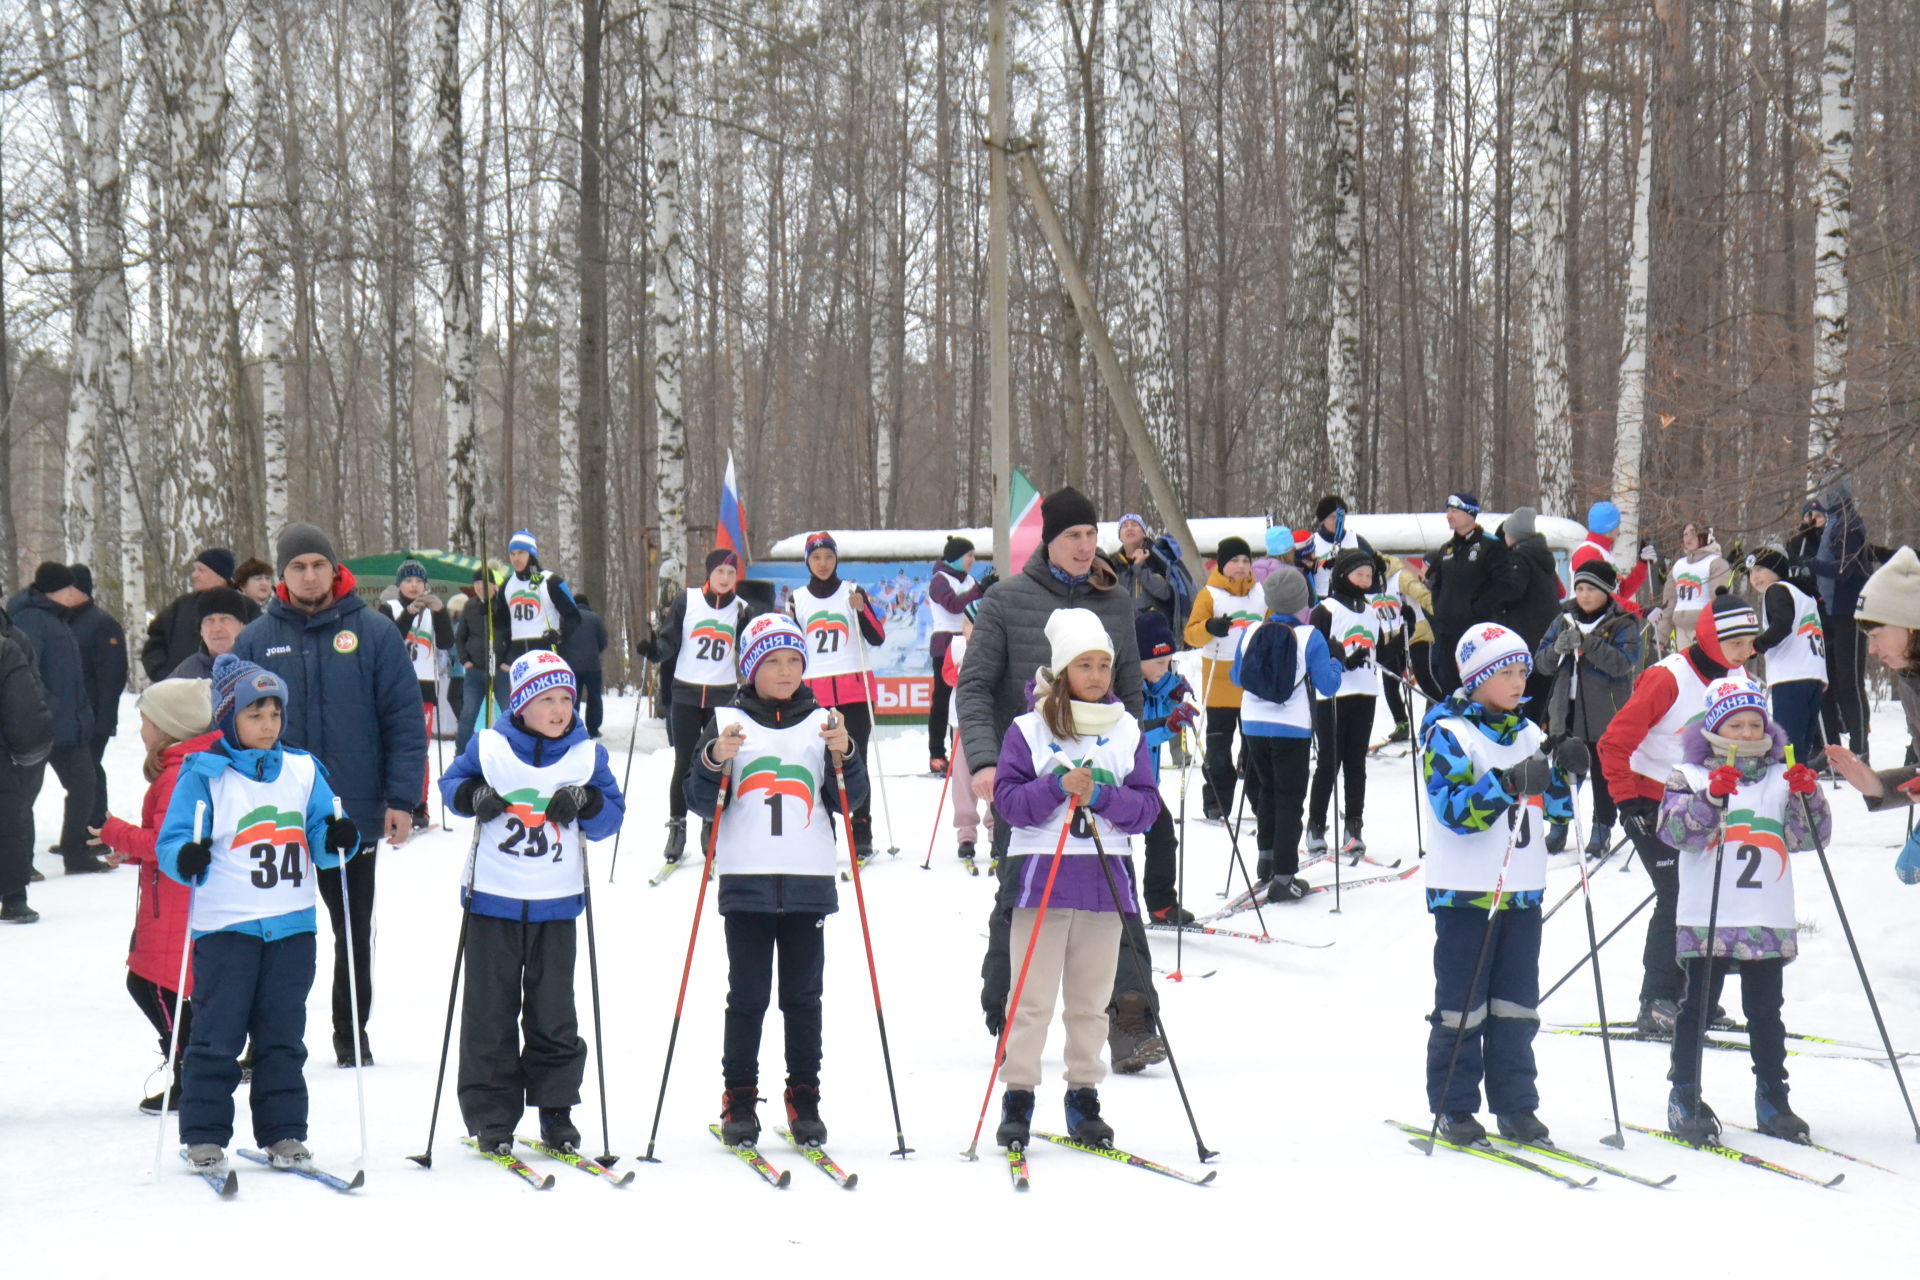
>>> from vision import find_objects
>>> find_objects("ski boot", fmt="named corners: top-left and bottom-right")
top-left (719, 1087), bottom-right (761, 1147)
top-left (661, 817), bottom-right (687, 863)
top-left (1584, 823), bottom-right (1614, 858)
top-left (1438, 1113), bottom-right (1486, 1145)
top-left (476, 1128), bottom-right (514, 1156)
top-left (1545, 822), bottom-right (1569, 854)
top-left (1496, 1111), bottom-right (1551, 1144)
top-left (930, 755), bottom-right (949, 776)
top-left (1709, 1002), bottom-right (1736, 1031)
top-left (539, 1107), bottom-right (581, 1152)
top-left (265, 1138), bottom-right (312, 1169)
top-left (957, 840), bottom-right (976, 864)
top-left (996, 1088), bottom-right (1035, 1148)
top-left (785, 1084), bottom-right (828, 1146)
top-left (1667, 1084), bottom-right (1720, 1146)
top-left (1064, 1087), bottom-right (1114, 1147)
top-left (1109, 991), bottom-right (1167, 1075)
top-left (1340, 823), bottom-right (1366, 860)
top-left (1305, 827), bottom-right (1329, 856)
top-left (1149, 902), bottom-right (1196, 926)
top-left (185, 1143), bottom-right (226, 1170)
top-left (1635, 997), bottom-right (1679, 1038)
top-left (1264, 873), bottom-right (1309, 902)
top-left (1755, 1084), bottom-right (1810, 1143)
top-left (1385, 720), bottom-right (1410, 744)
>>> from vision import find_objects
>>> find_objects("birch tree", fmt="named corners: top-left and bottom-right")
top-left (249, 1), bottom-right (290, 536)
top-left (434, 0), bottom-right (480, 554)
top-left (647, 0), bottom-right (688, 595)
top-left (383, 0), bottom-right (417, 545)
top-left (1277, 0), bottom-right (1335, 511)
top-left (1322, 0), bottom-right (1361, 500)
top-left (554, 3), bottom-right (582, 560)
top-left (1610, 90), bottom-right (1654, 569)
top-left (1527, 0), bottom-right (1572, 514)
top-left (1805, 0), bottom-right (1853, 481)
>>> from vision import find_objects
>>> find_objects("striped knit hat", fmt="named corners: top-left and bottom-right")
top-left (1696, 593), bottom-right (1760, 668)
top-left (1455, 622), bottom-right (1532, 694)
top-left (210, 653), bottom-right (288, 746)
top-left (508, 649), bottom-right (576, 716)
top-left (739, 613), bottom-right (808, 687)
top-left (1703, 675), bottom-right (1769, 733)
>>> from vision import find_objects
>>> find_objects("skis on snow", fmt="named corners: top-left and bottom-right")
top-left (1484, 1136), bottom-right (1674, 1188)
top-left (1006, 1145), bottom-right (1031, 1191)
top-left (520, 1138), bottom-right (635, 1186)
top-left (179, 1148), bottom-right (237, 1197)
top-left (463, 1137), bottom-right (554, 1189)
top-left (1144, 920), bottom-right (1335, 948)
top-left (1624, 1124), bottom-right (1844, 1188)
top-left (1387, 1120), bottom-right (1595, 1189)
top-left (647, 859), bottom-right (682, 887)
top-left (235, 1147), bottom-right (363, 1191)
top-left (1030, 1132), bottom-right (1216, 1186)
top-left (1719, 1122), bottom-right (1900, 1175)
top-left (775, 1129), bottom-right (858, 1189)
top-left (709, 1124), bottom-right (791, 1188)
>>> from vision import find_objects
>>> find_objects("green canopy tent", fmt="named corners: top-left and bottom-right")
top-left (341, 549), bottom-right (497, 601)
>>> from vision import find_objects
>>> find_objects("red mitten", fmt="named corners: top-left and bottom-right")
top-left (1707, 765), bottom-right (1742, 804)
top-left (1785, 763), bottom-right (1820, 796)
top-left (1167, 702), bottom-right (1199, 735)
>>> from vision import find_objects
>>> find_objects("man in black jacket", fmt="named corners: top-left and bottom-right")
top-left (0, 604), bottom-right (55, 922)
top-left (6, 563), bottom-right (107, 874)
top-left (1425, 492), bottom-right (1519, 693)
top-left (1496, 506), bottom-right (1563, 725)
top-left (66, 565), bottom-right (128, 833)
top-left (139, 547), bottom-right (235, 682)
top-left (559, 593), bottom-right (610, 737)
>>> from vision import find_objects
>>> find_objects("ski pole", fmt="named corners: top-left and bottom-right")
top-left (962, 794), bottom-right (1079, 1161)
top-left (407, 818), bottom-right (483, 1168)
top-left (1787, 747), bottom-right (1920, 1142)
top-left (150, 801), bottom-right (204, 1180)
top-left (1086, 822), bottom-right (1217, 1162)
top-left (921, 727), bottom-right (958, 870)
top-left (850, 627), bottom-right (899, 854)
top-left (1558, 741), bottom-right (1626, 1149)
top-left (433, 695), bottom-right (447, 830)
top-left (576, 831), bottom-right (618, 1166)
top-left (638, 748), bottom-right (734, 1162)
top-left (1539, 890), bottom-right (1656, 1002)
top-left (1170, 726), bottom-right (1192, 981)
top-left (829, 711), bottom-right (913, 1157)
top-left (607, 655), bottom-right (648, 883)
top-left (1542, 835), bottom-right (1628, 921)
top-left (1406, 671), bottom-right (1426, 858)
top-left (1681, 743), bottom-right (1739, 1122)
top-left (333, 797), bottom-right (369, 1172)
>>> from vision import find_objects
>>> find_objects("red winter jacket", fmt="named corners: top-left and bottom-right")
top-left (1596, 648), bottom-right (1725, 805)
top-left (99, 730), bottom-right (222, 995)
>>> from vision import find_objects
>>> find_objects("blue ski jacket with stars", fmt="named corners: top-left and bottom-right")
top-left (1419, 693), bottom-right (1574, 910)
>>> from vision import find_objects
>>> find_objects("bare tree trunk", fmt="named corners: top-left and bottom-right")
top-left (1279, 0), bottom-right (1335, 512)
top-left (384, 0), bottom-right (417, 545)
top-left (646, 0), bottom-right (687, 595)
top-left (1323, 0), bottom-right (1361, 500)
top-left (555, 2), bottom-right (583, 559)
top-left (434, 0), bottom-right (480, 554)
top-left (1611, 78), bottom-right (1654, 568)
top-left (1806, 0), bottom-right (1853, 481)
top-left (250, 1), bottom-right (290, 538)
top-left (1527, 0), bottom-right (1572, 514)
top-left (577, 0), bottom-right (609, 596)
top-left (0, 127), bottom-right (16, 591)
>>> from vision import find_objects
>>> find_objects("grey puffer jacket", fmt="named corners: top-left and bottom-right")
top-left (956, 550), bottom-right (1143, 774)
top-left (1535, 602), bottom-right (1642, 743)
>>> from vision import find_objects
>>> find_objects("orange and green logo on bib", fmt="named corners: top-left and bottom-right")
top-left (691, 620), bottom-right (737, 646)
top-left (231, 805), bottom-right (309, 852)
top-left (1341, 624), bottom-right (1376, 653)
top-left (503, 788), bottom-right (551, 828)
top-left (806, 611), bottom-right (850, 640)
top-left (1721, 811), bottom-right (1788, 881)
top-left (736, 756), bottom-right (817, 825)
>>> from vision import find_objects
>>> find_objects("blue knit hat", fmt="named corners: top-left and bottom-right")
top-left (509, 529), bottom-right (538, 556)
top-left (1134, 610), bottom-right (1175, 660)
top-left (1587, 500), bottom-right (1621, 536)
top-left (739, 613), bottom-right (808, 687)
top-left (210, 653), bottom-right (288, 746)
top-left (508, 649), bottom-right (576, 716)
top-left (396, 558), bottom-right (428, 584)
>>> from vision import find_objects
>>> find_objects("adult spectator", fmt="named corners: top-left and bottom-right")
top-left (7, 563), bottom-right (106, 874)
top-left (169, 586), bottom-right (256, 679)
top-left (234, 557), bottom-right (275, 608)
top-left (490, 529), bottom-right (581, 668)
top-left (232, 523), bottom-right (427, 1067)
top-left (453, 569), bottom-right (499, 752)
top-left (1828, 545), bottom-right (1920, 812)
top-left (927, 535), bottom-right (990, 774)
top-left (1569, 501), bottom-right (1649, 616)
top-left (1106, 513), bottom-right (1175, 628)
top-left (1811, 478), bottom-right (1874, 757)
top-left (0, 604), bottom-right (54, 922)
top-left (1425, 492), bottom-right (1517, 693)
top-left (66, 565), bottom-right (128, 836)
top-left (139, 547), bottom-right (235, 682)
top-left (560, 591), bottom-right (610, 738)
top-left (1496, 506), bottom-right (1562, 723)
top-left (1651, 522), bottom-right (1730, 657)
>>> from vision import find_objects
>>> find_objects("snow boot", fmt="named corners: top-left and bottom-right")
top-left (1545, 822), bottom-right (1569, 855)
top-left (1584, 823), bottom-right (1614, 858)
top-left (1064, 1087), bottom-right (1114, 1147)
top-left (185, 1143), bottom-right (225, 1169)
top-left (1438, 1113), bottom-right (1486, 1145)
top-left (1496, 1111), bottom-right (1551, 1144)
top-left (719, 1087), bottom-right (760, 1146)
top-left (1264, 873), bottom-right (1310, 902)
top-left (0, 900), bottom-right (40, 924)
top-left (334, 1030), bottom-right (373, 1068)
top-left (996, 1088), bottom-right (1035, 1148)
top-left (64, 852), bottom-right (114, 874)
top-left (1667, 1084), bottom-right (1720, 1145)
top-left (1149, 902), bottom-right (1196, 926)
top-left (662, 817), bottom-right (687, 863)
top-left (1709, 1003), bottom-right (1736, 1031)
top-left (1755, 1084), bottom-right (1810, 1143)
top-left (1636, 998), bottom-right (1679, 1038)
top-left (1305, 827), bottom-right (1329, 856)
top-left (266, 1138), bottom-right (311, 1168)
top-left (139, 1082), bottom-right (182, 1115)
top-left (539, 1107), bottom-right (581, 1151)
top-left (1109, 991), bottom-right (1167, 1075)
top-left (784, 1084), bottom-right (828, 1146)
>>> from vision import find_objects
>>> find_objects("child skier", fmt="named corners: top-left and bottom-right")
top-left (991, 609), bottom-right (1163, 1149)
top-left (649, 548), bottom-right (755, 863)
top-left (1184, 536), bottom-right (1260, 821)
top-left (1745, 548), bottom-right (1828, 762)
top-left (385, 558), bottom-right (453, 829)
top-left (1657, 675), bottom-right (1830, 1144)
top-left (945, 602), bottom-right (994, 864)
top-left (94, 678), bottom-right (219, 1114)
top-left (787, 532), bottom-right (886, 860)
top-left (156, 655), bottom-right (360, 1174)
top-left (1534, 559), bottom-right (1642, 856)
top-left (1233, 565), bottom-right (1343, 900)
top-left (686, 614), bottom-right (868, 1147)
top-left (491, 530), bottom-right (582, 666)
top-left (1420, 624), bottom-right (1573, 1145)
top-left (441, 650), bottom-right (626, 1155)
top-left (1135, 610), bottom-right (1200, 923)
top-left (1308, 548), bottom-right (1385, 857)
top-left (928, 536), bottom-right (990, 775)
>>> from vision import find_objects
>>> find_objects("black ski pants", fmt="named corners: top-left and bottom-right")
top-left (668, 697), bottom-right (724, 820)
top-left (1202, 705), bottom-right (1241, 818)
top-left (1426, 904), bottom-right (1542, 1116)
top-left (458, 915), bottom-right (586, 1137)
top-left (722, 911), bottom-right (826, 1089)
top-left (317, 844), bottom-right (377, 1052)
top-left (1246, 734), bottom-right (1312, 876)
top-left (1309, 695), bottom-right (1373, 833)
top-left (1669, 955), bottom-right (1787, 1090)
top-left (1623, 818), bottom-right (1684, 1005)
top-left (1141, 797), bottom-right (1177, 912)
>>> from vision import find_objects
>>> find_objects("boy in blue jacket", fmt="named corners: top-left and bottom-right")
top-left (158, 655), bottom-right (360, 1176)
top-left (1135, 611), bottom-right (1198, 924)
top-left (442, 651), bottom-right (625, 1155)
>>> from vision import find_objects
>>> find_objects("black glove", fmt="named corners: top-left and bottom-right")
top-left (545, 784), bottom-right (604, 827)
top-left (1343, 646), bottom-right (1371, 671)
top-left (1204, 615), bottom-right (1232, 638)
top-left (984, 1005), bottom-right (1005, 1038)
top-left (455, 779), bottom-right (509, 823)
top-left (978, 572), bottom-right (1000, 591)
top-left (1502, 752), bottom-right (1553, 798)
top-left (176, 840), bottom-right (213, 882)
top-left (324, 816), bottom-right (359, 856)
top-left (1617, 795), bottom-right (1659, 838)
top-left (1553, 737), bottom-right (1592, 783)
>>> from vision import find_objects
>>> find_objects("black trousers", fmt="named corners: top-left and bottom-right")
top-left (578, 671), bottom-right (605, 737)
top-left (1202, 705), bottom-right (1241, 818)
top-left (928, 652), bottom-right (955, 760)
top-left (722, 911), bottom-right (826, 1089)
top-left (1410, 640), bottom-right (1447, 704)
top-left (836, 700), bottom-right (875, 849)
top-left (1669, 955), bottom-right (1787, 1090)
top-left (1246, 734), bottom-right (1312, 875)
top-left (668, 699), bottom-right (722, 820)
top-left (0, 771), bottom-right (37, 904)
top-left (316, 844), bottom-right (377, 1048)
top-left (1623, 822), bottom-right (1684, 1004)
top-left (1429, 629), bottom-right (1464, 697)
top-left (1426, 905), bottom-right (1542, 1115)
top-left (46, 744), bottom-right (97, 861)
top-left (88, 735), bottom-right (111, 830)
top-left (127, 970), bottom-right (193, 1060)
top-left (458, 915), bottom-right (586, 1136)
top-left (1309, 696), bottom-right (1373, 832)
top-left (1379, 634), bottom-right (1409, 726)
top-left (1821, 615), bottom-right (1869, 755)
top-left (1141, 798), bottom-right (1177, 910)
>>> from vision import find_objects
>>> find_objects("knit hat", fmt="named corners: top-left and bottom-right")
top-left (1696, 593), bottom-right (1761, 667)
top-left (1040, 486), bottom-right (1099, 548)
top-left (1746, 547), bottom-right (1790, 579)
top-left (705, 548), bottom-right (742, 578)
top-left (1263, 564), bottom-right (1310, 617)
top-left (195, 586), bottom-right (252, 623)
top-left (1506, 505), bottom-right (1538, 543)
top-left (1572, 559), bottom-right (1618, 594)
top-left (1264, 527), bottom-right (1291, 557)
top-left (1292, 528), bottom-right (1314, 553)
top-left (1044, 607), bottom-right (1114, 674)
top-left (804, 531), bottom-right (837, 558)
top-left (1857, 546), bottom-right (1920, 630)
top-left (274, 525), bottom-right (335, 576)
top-left (1315, 494), bottom-right (1346, 523)
top-left (396, 558), bottom-right (428, 584)
top-left (1587, 500), bottom-right (1622, 536)
top-left (509, 529), bottom-right (538, 556)
top-left (738, 613), bottom-right (808, 687)
top-left (941, 535), bottom-right (975, 566)
top-left (31, 562), bottom-right (74, 594)
top-left (963, 599), bottom-right (982, 623)
top-left (70, 564), bottom-right (94, 596)
top-left (233, 557), bottom-right (274, 588)
top-left (507, 649), bottom-right (576, 716)
top-left (1134, 610), bottom-right (1175, 660)
top-left (138, 678), bottom-right (213, 743)
top-left (1214, 536), bottom-right (1253, 566)
top-left (1446, 492), bottom-right (1481, 516)
top-left (1330, 547), bottom-right (1374, 589)
top-left (195, 547), bottom-right (237, 583)
top-left (1455, 622), bottom-right (1532, 693)
top-left (1117, 512), bottom-right (1148, 538)
top-left (210, 652), bottom-right (287, 745)
top-left (1702, 674), bottom-right (1769, 733)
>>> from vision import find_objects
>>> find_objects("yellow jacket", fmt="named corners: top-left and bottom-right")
top-left (1184, 569), bottom-right (1259, 707)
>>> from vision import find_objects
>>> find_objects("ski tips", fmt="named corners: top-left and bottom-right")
top-left (344, 1169), bottom-right (367, 1189)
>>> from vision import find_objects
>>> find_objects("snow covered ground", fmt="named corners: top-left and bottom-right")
top-left (7, 692), bottom-right (1920, 1273)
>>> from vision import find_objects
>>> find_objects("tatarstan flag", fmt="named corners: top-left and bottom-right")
top-left (1720, 811), bottom-right (1789, 882)
top-left (1340, 623), bottom-right (1376, 653)
top-left (691, 619), bottom-right (736, 649)
top-left (1008, 468), bottom-right (1044, 574)
top-left (735, 756), bottom-right (817, 825)
top-left (231, 804), bottom-right (308, 852)
top-left (805, 611), bottom-right (850, 644)
top-left (503, 787), bottom-right (551, 828)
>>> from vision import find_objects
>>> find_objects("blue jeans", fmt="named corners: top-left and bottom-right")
top-left (456, 666), bottom-right (507, 753)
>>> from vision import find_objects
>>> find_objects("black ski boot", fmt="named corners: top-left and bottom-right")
top-left (1148, 902), bottom-right (1195, 926)
top-left (662, 818), bottom-right (687, 863)
top-left (1064, 1087), bottom-right (1114, 1146)
top-left (476, 1128), bottom-right (514, 1155)
top-left (1305, 827), bottom-right (1329, 856)
top-left (139, 1082), bottom-right (181, 1115)
top-left (1438, 1112), bottom-right (1487, 1145)
top-left (996, 1088), bottom-right (1035, 1148)
top-left (1584, 823), bottom-right (1613, 858)
top-left (1545, 822), bottom-right (1569, 854)
top-left (1755, 1084), bottom-right (1810, 1143)
top-left (1496, 1111), bottom-right (1551, 1144)
top-left (720, 1086), bottom-right (760, 1146)
top-left (1667, 1084), bottom-right (1721, 1146)
top-left (957, 840), bottom-right (976, 863)
top-left (785, 1083), bottom-right (828, 1146)
top-left (539, 1107), bottom-right (581, 1151)
top-left (1635, 997), bottom-right (1679, 1038)
top-left (1108, 991), bottom-right (1167, 1075)
top-left (334, 1029), bottom-right (373, 1068)
top-left (1264, 873), bottom-right (1309, 902)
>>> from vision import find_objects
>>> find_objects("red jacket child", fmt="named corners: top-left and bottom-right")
top-left (100, 729), bottom-right (222, 997)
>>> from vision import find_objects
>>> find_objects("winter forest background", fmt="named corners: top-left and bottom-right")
top-left (2, 0), bottom-right (1917, 680)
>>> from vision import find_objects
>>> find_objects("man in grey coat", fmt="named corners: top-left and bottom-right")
top-left (958, 487), bottom-right (1164, 1072)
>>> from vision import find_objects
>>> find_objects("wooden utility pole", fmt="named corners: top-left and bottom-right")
top-left (1016, 146), bottom-right (1204, 584)
top-left (987, 0), bottom-right (1011, 571)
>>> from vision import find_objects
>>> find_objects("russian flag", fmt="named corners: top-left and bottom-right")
top-left (716, 452), bottom-right (750, 566)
